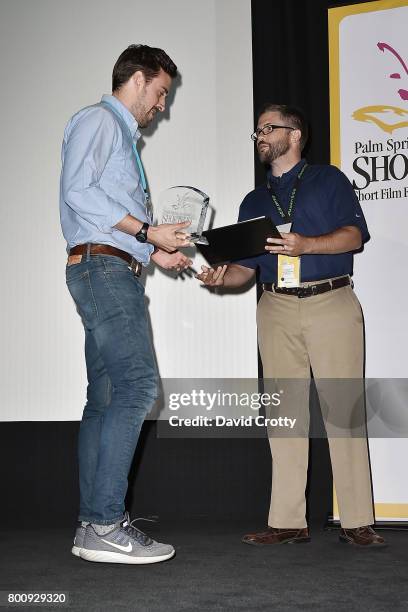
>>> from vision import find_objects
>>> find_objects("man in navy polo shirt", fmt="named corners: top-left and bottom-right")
top-left (197, 104), bottom-right (386, 547)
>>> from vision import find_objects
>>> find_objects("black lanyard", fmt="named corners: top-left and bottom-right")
top-left (266, 162), bottom-right (308, 223)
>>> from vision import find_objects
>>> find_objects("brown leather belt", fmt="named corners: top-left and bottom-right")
top-left (262, 275), bottom-right (351, 298)
top-left (69, 244), bottom-right (143, 277)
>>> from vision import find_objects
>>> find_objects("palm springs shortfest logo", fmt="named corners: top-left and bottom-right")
top-left (353, 42), bottom-right (408, 133)
top-left (350, 41), bottom-right (408, 198)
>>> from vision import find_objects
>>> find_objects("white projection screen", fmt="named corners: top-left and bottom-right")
top-left (0, 0), bottom-right (255, 422)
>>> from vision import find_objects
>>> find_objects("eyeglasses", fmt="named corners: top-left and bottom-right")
top-left (250, 124), bottom-right (295, 141)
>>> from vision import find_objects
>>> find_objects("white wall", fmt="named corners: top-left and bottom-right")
top-left (0, 0), bottom-right (255, 421)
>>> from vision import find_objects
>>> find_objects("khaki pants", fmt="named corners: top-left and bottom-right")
top-left (257, 282), bottom-right (374, 529)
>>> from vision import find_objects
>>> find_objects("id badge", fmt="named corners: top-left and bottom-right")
top-left (277, 255), bottom-right (301, 288)
top-left (276, 222), bottom-right (292, 234)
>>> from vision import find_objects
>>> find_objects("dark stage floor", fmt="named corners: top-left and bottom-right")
top-left (1, 521), bottom-right (407, 612)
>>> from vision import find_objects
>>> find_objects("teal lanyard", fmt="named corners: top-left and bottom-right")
top-left (100, 101), bottom-right (149, 205)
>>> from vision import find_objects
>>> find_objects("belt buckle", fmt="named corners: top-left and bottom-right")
top-left (130, 258), bottom-right (142, 277)
top-left (298, 285), bottom-right (316, 299)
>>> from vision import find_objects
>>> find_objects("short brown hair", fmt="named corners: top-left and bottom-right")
top-left (257, 103), bottom-right (309, 150)
top-left (112, 44), bottom-right (178, 92)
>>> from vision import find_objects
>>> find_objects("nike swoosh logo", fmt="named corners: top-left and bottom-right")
top-left (101, 539), bottom-right (132, 553)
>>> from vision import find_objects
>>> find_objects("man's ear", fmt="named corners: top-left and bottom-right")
top-left (291, 128), bottom-right (302, 145)
top-left (132, 70), bottom-right (146, 91)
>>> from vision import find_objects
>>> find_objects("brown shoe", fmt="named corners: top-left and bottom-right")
top-left (339, 525), bottom-right (387, 547)
top-left (242, 527), bottom-right (310, 546)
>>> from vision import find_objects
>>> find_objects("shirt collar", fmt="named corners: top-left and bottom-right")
top-left (100, 94), bottom-right (140, 140)
top-left (267, 158), bottom-right (307, 185)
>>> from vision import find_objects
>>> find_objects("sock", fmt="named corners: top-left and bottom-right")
top-left (92, 523), bottom-right (117, 536)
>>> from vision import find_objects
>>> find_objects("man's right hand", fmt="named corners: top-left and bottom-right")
top-left (196, 263), bottom-right (255, 289)
top-left (196, 265), bottom-right (228, 286)
top-left (147, 221), bottom-right (192, 252)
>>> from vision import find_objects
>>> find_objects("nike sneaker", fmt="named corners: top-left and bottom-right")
top-left (79, 515), bottom-right (175, 564)
top-left (71, 522), bottom-right (86, 557)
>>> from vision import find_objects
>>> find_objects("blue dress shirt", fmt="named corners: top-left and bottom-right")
top-left (237, 159), bottom-right (370, 282)
top-left (60, 94), bottom-right (154, 263)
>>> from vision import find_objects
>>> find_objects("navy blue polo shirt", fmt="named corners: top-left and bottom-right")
top-left (237, 159), bottom-right (370, 283)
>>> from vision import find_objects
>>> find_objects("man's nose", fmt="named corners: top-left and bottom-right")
top-left (156, 101), bottom-right (165, 112)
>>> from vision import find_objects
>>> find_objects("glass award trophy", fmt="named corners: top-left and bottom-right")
top-left (156, 186), bottom-right (209, 245)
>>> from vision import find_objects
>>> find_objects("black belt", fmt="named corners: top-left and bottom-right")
top-left (262, 276), bottom-right (351, 298)
top-left (69, 244), bottom-right (143, 277)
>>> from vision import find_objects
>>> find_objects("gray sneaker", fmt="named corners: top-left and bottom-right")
top-left (71, 523), bottom-right (86, 557)
top-left (79, 516), bottom-right (175, 564)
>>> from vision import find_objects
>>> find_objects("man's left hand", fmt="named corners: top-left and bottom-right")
top-left (265, 232), bottom-right (310, 257)
top-left (151, 248), bottom-right (193, 272)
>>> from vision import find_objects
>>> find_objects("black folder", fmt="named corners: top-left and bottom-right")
top-left (196, 216), bottom-right (282, 265)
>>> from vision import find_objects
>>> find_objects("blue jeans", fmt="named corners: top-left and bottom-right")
top-left (66, 254), bottom-right (158, 524)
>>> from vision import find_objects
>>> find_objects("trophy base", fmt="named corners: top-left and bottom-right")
top-left (190, 234), bottom-right (209, 246)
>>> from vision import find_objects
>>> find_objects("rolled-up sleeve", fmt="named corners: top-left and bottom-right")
top-left (61, 107), bottom-right (129, 233)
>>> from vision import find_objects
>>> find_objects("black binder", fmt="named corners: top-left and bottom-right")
top-left (196, 216), bottom-right (281, 265)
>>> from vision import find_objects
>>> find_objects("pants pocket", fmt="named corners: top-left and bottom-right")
top-left (66, 270), bottom-right (98, 327)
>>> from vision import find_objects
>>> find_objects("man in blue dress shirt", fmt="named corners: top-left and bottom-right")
top-left (197, 104), bottom-right (386, 548)
top-left (61, 45), bottom-right (192, 564)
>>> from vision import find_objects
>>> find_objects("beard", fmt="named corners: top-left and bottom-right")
top-left (133, 93), bottom-right (157, 128)
top-left (257, 137), bottom-right (290, 165)
top-left (135, 105), bottom-right (156, 128)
